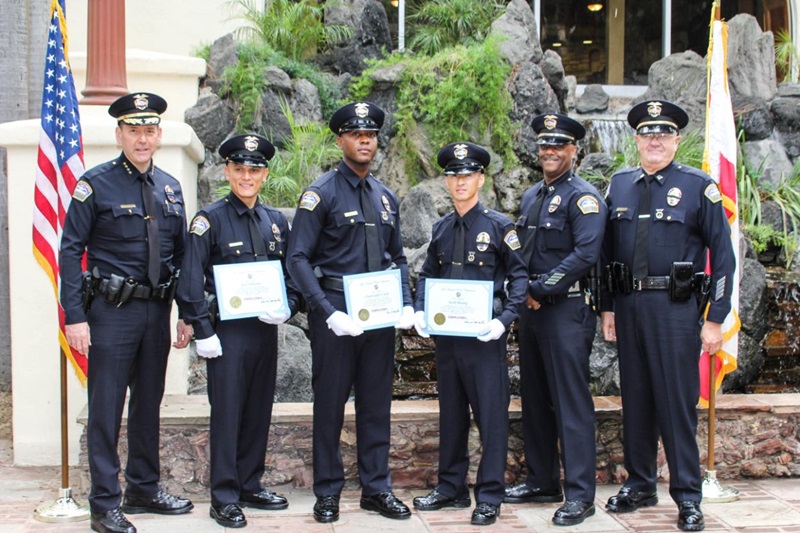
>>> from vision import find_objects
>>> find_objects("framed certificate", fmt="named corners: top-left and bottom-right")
top-left (343, 270), bottom-right (403, 331)
top-left (423, 278), bottom-right (493, 337)
top-left (213, 261), bottom-right (290, 321)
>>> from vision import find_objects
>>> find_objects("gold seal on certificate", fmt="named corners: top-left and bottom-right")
top-left (423, 278), bottom-right (493, 337)
top-left (343, 270), bottom-right (403, 331)
top-left (212, 261), bottom-right (290, 321)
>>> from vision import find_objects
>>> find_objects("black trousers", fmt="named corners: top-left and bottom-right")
top-left (518, 297), bottom-right (597, 502)
top-left (308, 290), bottom-right (395, 497)
top-left (433, 334), bottom-right (510, 506)
top-left (207, 317), bottom-right (278, 506)
top-left (86, 298), bottom-right (171, 513)
top-left (614, 291), bottom-right (703, 504)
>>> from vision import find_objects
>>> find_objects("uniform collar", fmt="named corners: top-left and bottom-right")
top-left (636, 161), bottom-right (676, 186)
top-left (225, 192), bottom-right (261, 216)
top-left (456, 201), bottom-right (484, 229)
top-left (337, 160), bottom-right (375, 190)
top-left (542, 170), bottom-right (572, 194)
top-left (117, 153), bottom-right (154, 183)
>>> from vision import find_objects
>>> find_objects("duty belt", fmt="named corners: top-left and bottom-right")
top-left (632, 276), bottom-right (670, 291)
top-left (319, 276), bottom-right (344, 292)
top-left (96, 278), bottom-right (172, 300)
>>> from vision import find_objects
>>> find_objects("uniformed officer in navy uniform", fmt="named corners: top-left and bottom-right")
top-left (60, 92), bottom-right (194, 533)
top-left (601, 100), bottom-right (735, 532)
top-left (286, 102), bottom-right (416, 524)
top-left (412, 142), bottom-right (527, 526)
top-left (504, 114), bottom-right (606, 526)
top-left (176, 134), bottom-right (300, 528)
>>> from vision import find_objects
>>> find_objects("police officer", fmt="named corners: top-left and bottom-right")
top-left (412, 142), bottom-right (527, 526)
top-left (60, 92), bottom-right (193, 533)
top-left (601, 100), bottom-right (735, 532)
top-left (176, 134), bottom-right (300, 528)
top-left (286, 102), bottom-right (415, 524)
top-left (504, 114), bottom-right (606, 526)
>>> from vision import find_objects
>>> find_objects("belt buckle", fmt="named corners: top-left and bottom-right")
top-left (633, 278), bottom-right (642, 291)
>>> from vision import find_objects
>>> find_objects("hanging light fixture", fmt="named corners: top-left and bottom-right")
top-left (587, 1), bottom-right (604, 11)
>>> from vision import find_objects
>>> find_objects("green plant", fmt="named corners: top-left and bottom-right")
top-left (775, 29), bottom-right (799, 83)
top-left (745, 224), bottom-right (786, 255)
top-left (194, 43), bottom-right (211, 63)
top-left (220, 42), bottom-right (343, 131)
top-left (407, 0), bottom-right (505, 56)
top-left (231, 0), bottom-right (352, 62)
top-left (351, 37), bottom-right (515, 176)
top-left (217, 103), bottom-right (341, 207)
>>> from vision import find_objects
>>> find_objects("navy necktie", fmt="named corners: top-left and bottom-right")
top-left (521, 186), bottom-right (546, 270)
top-left (140, 175), bottom-right (161, 287)
top-left (247, 208), bottom-right (268, 262)
top-left (632, 175), bottom-right (653, 280)
top-left (359, 180), bottom-right (382, 271)
top-left (451, 218), bottom-right (465, 279)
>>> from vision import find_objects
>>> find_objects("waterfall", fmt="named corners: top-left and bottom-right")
top-left (581, 118), bottom-right (631, 155)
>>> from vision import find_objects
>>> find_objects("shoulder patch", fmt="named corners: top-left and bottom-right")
top-left (190, 215), bottom-right (210, 236)
top-left (576, 194), bottom-right (600, 214)
top-left (504, 229), bottom-right (521, 251)
top-left (704, 183), bottom-right (722, 203)
top-left (299, 191), bottom-right (321, 211)
top-left (72, 181), bottom-right (93, 202)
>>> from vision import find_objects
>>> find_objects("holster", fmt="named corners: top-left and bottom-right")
top-left (205, 293), bottom-right (219, 328)
top-left (668, 261), bottom-right (695, 301)
top-left (103, 274), bottom-right (126, 304)
top-left (166, 269), bottom-right (180, 303)
top-left (587, 262), bottom-right (602, 314)
top-left (695, 272), bottom-right (712, 319)
top-left (492, 296), bottom-right (504, 318)
top-left (605, 262), bottom-right (632, 294)
top-left (81, 271), bottom-right (95, 313)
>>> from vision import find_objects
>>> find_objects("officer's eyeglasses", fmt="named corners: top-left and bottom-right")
top-left (637, 133), bottom-right (676, 143)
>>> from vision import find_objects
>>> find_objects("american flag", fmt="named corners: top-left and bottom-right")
top-left (33, 0), bottom-right (88, 384)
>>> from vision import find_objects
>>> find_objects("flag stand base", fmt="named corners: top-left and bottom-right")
top-left (702, 470), bottom-right (739, 502)
top-left (34, 487), bottom-right (90, 523)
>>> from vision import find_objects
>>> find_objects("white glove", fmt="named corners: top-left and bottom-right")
top-left (477, 319), bottom-right (506, 342)
top-left (326, 311), bottom-right (364, 337)
top-left (196, 334), bottom-right (223, 358)
top-left (258, 308), bottom-right (291, 325)
top-left (395, 306), bottom-right (416, 330)
top-left (413, 311), bottom-right (430, 338)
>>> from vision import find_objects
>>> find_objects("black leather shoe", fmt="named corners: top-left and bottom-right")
top-left (90, 507), bottom-right (136, 533)
top-left (471, 502), bottom-right (500, 526)
top-left (678, 501), bottom-right (705, 531)
top-left (360, 491), bottom-right (411, 520)
top-left (504, 483), bottom-right (564, 503)
top-left (606, 486), bottom-right (658, 513)
top-left (209, 503), bottom-right (247, 528)
top-left (413, 488), bottom-right (471, 510)
top-left (552, 500), bottom-right (596, 526)
top-left (313, 495), bottom-right (340, 523)
top-left (239, 489), bottom-right (289, 510)
top-left (122, 489), bottom-right (194, 515)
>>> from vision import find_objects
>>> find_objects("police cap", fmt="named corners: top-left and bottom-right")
top-left (219, 134), bottom-right (275, 168)
top-left (532, 113), bottom-right (585, 146)
top-left (437, 142), bottom-right (490, 175)
top-left (329, 101), bottom-right (385, 135)
top-left (108, 92), bottom-right (167, 126)
top-left (627, 99), bottom-right (689, 134)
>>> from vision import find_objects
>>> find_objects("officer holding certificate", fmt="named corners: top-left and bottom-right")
top-left (286, 102), bottom-right (415, 524)
top-left (505, 114), bottom-right (606, 527)
top-left (412, 142), bottom-right (527, 526)
top-left (176, 134), bottom-right (300, 529)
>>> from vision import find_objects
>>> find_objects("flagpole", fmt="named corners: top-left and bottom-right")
top-left (33, 347), bottom-right (89, 522)
top-left (701, 0), bottom-right (739, 503)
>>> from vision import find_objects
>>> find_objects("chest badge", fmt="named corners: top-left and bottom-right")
top-left (164, 185), bottom-right (177, 203)
top-left (548, 195), bottom-right (562, 213)
top-left (476, 231), bottom-right (491, 252)
top-left (271, 223), bottom-right (281, 242)
top-left (381, 195), bottom-right (391, 212)
top-left (269, 241), bottom-right (276, 252)
top-left (656, 209), bottom-right (664, 220)
top-left (666, 187), bottom-right (682, 207)
top-left (467, 251), bottom-right (476, 262)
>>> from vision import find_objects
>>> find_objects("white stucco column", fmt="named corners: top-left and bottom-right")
top-left (0, 106), bottom-right (203, 466)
